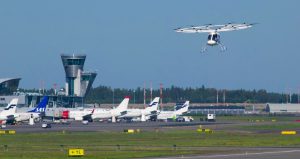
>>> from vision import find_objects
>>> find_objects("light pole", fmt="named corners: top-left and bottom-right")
top-left (223, 89), bottom-right (226, 105)
top-left (216, 89), bottom-right (219, 105)
top-left (133, 89), bottom-right (136, 104)
top-left (112, 88), bottom-right (115, 108)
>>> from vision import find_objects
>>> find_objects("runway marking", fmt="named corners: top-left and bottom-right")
top-left (151, 149), bottom-right (300, 159)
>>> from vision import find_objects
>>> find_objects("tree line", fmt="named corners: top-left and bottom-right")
top-left (84, 85), bottom-right (298, 104)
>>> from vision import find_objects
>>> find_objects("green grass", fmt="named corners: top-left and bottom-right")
top-left (238, 122), bottom-right (300, 131)
top-left (0, 128), bottom-right (300, 159)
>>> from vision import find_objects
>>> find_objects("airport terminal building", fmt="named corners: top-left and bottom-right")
top-left (0, 78), bottom-right (21, 95)
top-left (266, 103), bottom-right (300, 113)
top-left (0, 78), bottom-right (23, 106)
top-left (189, 105), bottom-right (245, 115)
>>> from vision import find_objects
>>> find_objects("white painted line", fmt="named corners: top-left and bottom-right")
top-left (151, 149), bottom-right (300, 159)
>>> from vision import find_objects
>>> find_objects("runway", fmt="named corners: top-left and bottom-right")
top-left (145, 148), bottom-right (300, 159)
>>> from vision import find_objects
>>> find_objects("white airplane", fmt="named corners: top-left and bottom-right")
top-left (157, 101), bottom-right (190, 121)
top-left (0, 96), bottom-right (49, 124)
top-left (0, 98), bottom-right (19, 122)
top-left (69, 108), bottom-right (94, 121)
top-left (120, 97), bottom-right (160, 121)
top-left (175, 23), bottom-right (256, 52)
top-left (91, 97), bottom-right (129, 122)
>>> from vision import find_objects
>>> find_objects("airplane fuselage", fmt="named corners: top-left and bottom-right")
top-left (69, 109), bottom-right (94, 121)
top-left (91, 109), bottom-right (124, 119)
top-left (157, 111), bottom-right (176, 120)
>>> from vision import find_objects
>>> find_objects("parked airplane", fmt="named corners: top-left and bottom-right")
top-left (119, 97), bottom-right (160, 121)
top-left (15, 96), bottom-right (49, 122)
top-left (91, 97), bottom-right (129, 122)
top-left (0, 96), bottom-right (49, 124)
top-left (157, 101), bottom-right (190, 121)
top-left (0, 98), bottom-right (19, 122)
top-left (69, 108), bottom-right (94, 121)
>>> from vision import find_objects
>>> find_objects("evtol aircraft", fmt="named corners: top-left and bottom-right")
top-left (175, 23), bottom-right (256, 52)
top-left (0, 96), bottom-right (49, 124)
top-left (157, 101), bottom-right (190, 121)
top-left (119, 97), bottom-right (160, 121)
top-left (91, 96), bottom-right (130, 122)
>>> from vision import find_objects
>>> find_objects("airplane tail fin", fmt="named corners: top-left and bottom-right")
top-left (175, 101), bottom-right (189, 115)
top-left (114, 96), bottom-right (130, 113)
top-left (3, 98), bottom-right (18, 114)
top-left (145, 97), bottom-right (160, 112)
top-left (28, 96), bottom-right (49, 113)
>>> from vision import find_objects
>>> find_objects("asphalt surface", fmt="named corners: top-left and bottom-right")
top-left (2, 121), bottom-right (224, 133)
top-left (146, 148), bottom-right (300, 159)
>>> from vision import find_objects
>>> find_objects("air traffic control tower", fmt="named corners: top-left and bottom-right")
top-left (61, 54), bottom-right (97, 97)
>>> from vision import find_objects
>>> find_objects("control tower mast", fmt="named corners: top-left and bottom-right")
top-left (61, 54), bottom-right (96, 97)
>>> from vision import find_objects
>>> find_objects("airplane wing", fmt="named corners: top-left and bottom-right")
top-left (82, 109), bottom-right (95, 122)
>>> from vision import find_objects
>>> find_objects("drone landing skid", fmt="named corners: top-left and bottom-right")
top-left (200, 45), bottom-right (207, 53)
top-left (218, 42), bottom-right (227, 52)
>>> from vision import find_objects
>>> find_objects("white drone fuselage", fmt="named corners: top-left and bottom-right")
top-left (207, 32), bottom-right (220, 46)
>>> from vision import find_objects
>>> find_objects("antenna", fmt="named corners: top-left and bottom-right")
top-left (112, 88), bottom-right (115, 108)
top-left (39, 81), bottom-right (42, 94)
top-left (216, 89), bottom-right (219, 105)
top-left (133, 89), bottom-right (136, 104)
top-left (223, 89), bottom-right (226, 105)
top-left (290, 89), bottom-right (292, 103)
top-left (53, 83), bottom-right (57, 95)
top-left (160, 83), bottom-right (163, 105)
top-left (285, 87), bottom-right (290, 104)
top-left (40, 80), bottom-right (45, 94)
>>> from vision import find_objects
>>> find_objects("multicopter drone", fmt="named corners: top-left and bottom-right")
top-left (175, 23), bottom-right (256, 52)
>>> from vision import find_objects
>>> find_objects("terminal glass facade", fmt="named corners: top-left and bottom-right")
top-left (67, 59), bottom-right (85, 65)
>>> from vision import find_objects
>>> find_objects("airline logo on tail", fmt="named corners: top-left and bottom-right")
top-left (146, 97), bottom-right (160, 112)
top-left (4, 104), bottom-right (17, 110)
top-left (174, 101), bottom-right (189, 115)
top-left (175, 101), bottom-right (189, 110)
top-left (4, 98), bottom-right (18, 111)
top-left (148, 97), bottom-right (160, 107)
top-left (149, 102), bottom-right (158, 107)
top-left (0, 98), bottom-right (18, 120)
top-left (28, 96), bottom-right (49, 113)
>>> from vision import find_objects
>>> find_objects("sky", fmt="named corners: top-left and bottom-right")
top-left (0, 0), bottom-right (299, 93)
